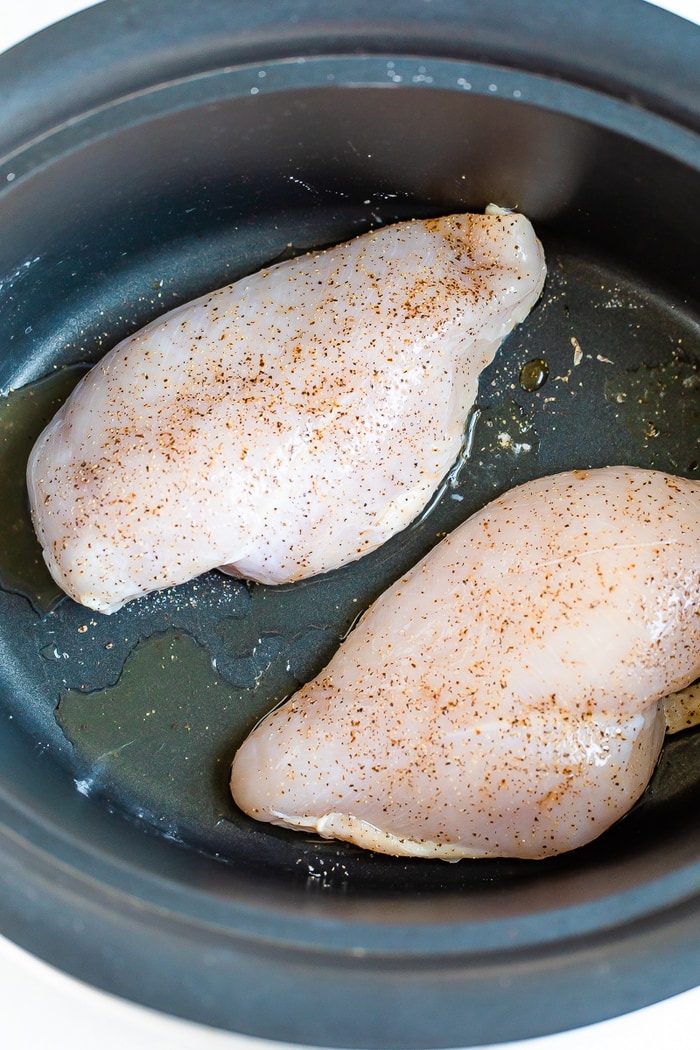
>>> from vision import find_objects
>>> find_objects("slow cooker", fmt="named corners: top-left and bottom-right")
top-left (0, 1), bottom-right (699, 1047)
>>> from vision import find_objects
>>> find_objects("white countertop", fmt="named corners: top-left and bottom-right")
top-left (1, 1), bottom-right (699, 1047)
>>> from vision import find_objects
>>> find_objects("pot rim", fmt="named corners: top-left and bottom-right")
top-left (0, 1), bottom-right (699, 1046)
top-left (1, 0), bottom-right (699, 164)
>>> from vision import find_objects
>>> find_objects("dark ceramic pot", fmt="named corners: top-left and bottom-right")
top-left (0, 2), bottom-right (698, 1046)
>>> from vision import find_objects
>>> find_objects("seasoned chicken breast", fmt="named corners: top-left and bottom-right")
top-left (27, 211), bottom-right (545, 613)
top-left (231, 467), bottom-right (700, 860)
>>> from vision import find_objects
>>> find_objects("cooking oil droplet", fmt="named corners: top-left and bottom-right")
top-left (40, 643), bottom-right (65, 662)
top-left (268, 242), bottom-right (304, 265)
top-left (55, 629), bottom-right (263, 831)
top-left (519, 358), bottom-right (549, 392)
top-left (0, 365), bottom-right (90, 613)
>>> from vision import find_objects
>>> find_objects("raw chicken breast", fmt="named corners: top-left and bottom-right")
top-left (663, 679), bottom-right (700, 734)
top-left (230, 467), bottom-right (700, 860)
top-left (27, 211), bottom-right (545, 613)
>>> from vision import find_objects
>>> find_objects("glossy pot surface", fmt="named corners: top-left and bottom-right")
top-left (0, 2), bottom-right (698, 1046)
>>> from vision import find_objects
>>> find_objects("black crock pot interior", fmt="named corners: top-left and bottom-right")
top-left (0, 2), bottom-right (698, 1047)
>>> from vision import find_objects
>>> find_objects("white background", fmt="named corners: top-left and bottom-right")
top-left (1, 2), bottom-right (699, 1048)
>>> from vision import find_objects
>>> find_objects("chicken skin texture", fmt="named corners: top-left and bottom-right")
top-left (231, 467), bottom-right (700, 860)
top-left (27, 212), bottom-right (544, 613)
